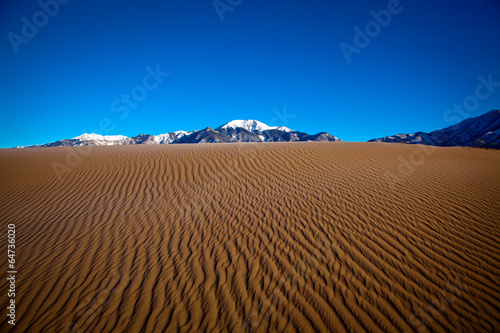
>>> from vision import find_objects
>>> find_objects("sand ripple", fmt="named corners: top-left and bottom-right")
top-left (0, 142), bottom-right (499, 332)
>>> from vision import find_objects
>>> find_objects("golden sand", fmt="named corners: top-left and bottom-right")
top-left (0, 142), bottom-right (499, 332)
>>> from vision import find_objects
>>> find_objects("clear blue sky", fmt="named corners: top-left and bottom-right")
top-left (1, 0), bottom-right (499, 147)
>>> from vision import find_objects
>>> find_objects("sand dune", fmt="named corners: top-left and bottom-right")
top-left (1, 142), bottom-right (499, 332)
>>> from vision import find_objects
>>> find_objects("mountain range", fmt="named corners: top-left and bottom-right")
top-left (20, 110), bottom-right (500, 149)
top-left (369, 109), bottom-right (500, 149)
top-left (26, 119), bottom-right (340, 148)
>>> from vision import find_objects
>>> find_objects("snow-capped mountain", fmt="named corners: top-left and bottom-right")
top-left (72, 133), bottom-right (128, 142)
top-left (24, 120), bottom-right (340, 148)
top-left (18, 111), bottom-right (499, 149)
top-left (369, 109), bottom-right (500, 149)
top-left (153, 131), bottom-right (192, 144)
top-left (217, 120), bottom-right (292, 132)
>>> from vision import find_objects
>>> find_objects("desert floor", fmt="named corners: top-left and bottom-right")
top-left (1, 142), bottom-right (499, 332)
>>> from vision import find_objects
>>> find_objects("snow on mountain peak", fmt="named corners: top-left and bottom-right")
top-left (217, 120), bottom-right (292, 132)
top-left (153, 130), bottom-right (191, 144)
top-left (275, 126), bottom-right (292, 132)
top-left (73, 133), bottom-right (127, 141)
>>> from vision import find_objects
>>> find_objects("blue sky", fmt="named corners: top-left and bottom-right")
top-left (1, 0), bottom-right (499, 147)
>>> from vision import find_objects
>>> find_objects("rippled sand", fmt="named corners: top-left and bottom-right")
top-left (0, 142), bottom-right (499, 332)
